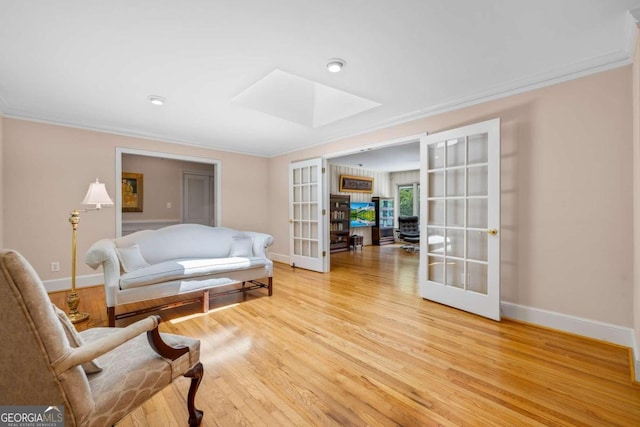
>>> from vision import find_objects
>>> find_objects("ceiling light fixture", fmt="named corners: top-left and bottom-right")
top-left (147, 95), bottom-right (167, 106)
top-left (326, 58), bottom-right (346, 73)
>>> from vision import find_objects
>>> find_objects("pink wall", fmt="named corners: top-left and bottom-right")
top-left (268, 66), bottom-right (634, 328)
top-left (2, 119), bottom-right (269, 281)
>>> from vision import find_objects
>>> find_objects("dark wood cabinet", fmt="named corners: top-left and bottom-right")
top-left (329, 194), bottom-right (350, 253)
top-left (372, 197), bottom-right (395, 245)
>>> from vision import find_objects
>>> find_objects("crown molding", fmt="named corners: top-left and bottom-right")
top-left (626, 8), bottom-right (640, 58)
top-left (0, 108), bottom-right (270, 158)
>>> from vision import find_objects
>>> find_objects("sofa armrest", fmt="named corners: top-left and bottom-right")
top-left (53, 315), bottom-right (161, 375)
top-left (243, 231), bottom-right (274, 259)
top-left (85, 239), bottom-right (120, 307)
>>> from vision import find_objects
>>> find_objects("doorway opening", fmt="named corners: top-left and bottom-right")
top-left (115, 148), bottom-right (221, 237)
top-left (323, 134), bottom-right (424, 270)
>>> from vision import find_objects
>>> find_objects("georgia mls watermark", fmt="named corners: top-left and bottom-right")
top-left (0, 406), bottom-right (64, 427)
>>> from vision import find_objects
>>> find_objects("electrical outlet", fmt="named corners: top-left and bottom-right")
top-left (167, 202), bottom-right (172, 209)
top-left (51, 262), bottom-right (60, 272)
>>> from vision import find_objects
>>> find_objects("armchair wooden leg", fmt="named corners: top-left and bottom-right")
top-left (185, 362), bottom-right (204, 426)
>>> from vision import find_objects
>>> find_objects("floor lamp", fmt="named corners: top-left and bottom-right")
top-left (67, 179), bottom-right (113, 323)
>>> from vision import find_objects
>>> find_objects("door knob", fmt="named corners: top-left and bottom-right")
top-left (487, 228), bottom-right (498, 236)
top-left (289, 219), bottom-right (294, 224)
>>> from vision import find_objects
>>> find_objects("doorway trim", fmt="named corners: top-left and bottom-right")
top-left (115, 147), bottom-right (221, 237)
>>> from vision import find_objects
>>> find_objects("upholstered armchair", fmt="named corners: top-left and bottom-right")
top-left (0, 249), bottom-right (204, 426)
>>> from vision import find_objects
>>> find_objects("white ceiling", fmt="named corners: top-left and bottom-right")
top-left (330, 142), bottom-right (421, 172)
top-left (1, 1), bottom-right (639, 159)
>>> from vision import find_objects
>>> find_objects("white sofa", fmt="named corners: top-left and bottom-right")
top-left (86, 224), bottom-right (273, 326)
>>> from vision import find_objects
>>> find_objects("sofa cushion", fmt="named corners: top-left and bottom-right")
top-left (230, 236), bottom-right (253, 257)
top-left (119, 257), bottom-right (268, 290)
top-left (116, 245), bottom-right (150, 273)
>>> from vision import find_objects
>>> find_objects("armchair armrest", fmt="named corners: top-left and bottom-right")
top-left (53, 315), bottom-right (185, 375)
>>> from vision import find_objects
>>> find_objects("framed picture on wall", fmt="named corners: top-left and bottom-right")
top-left (339, 175), bottom-right (374, 193)
top-left (122, 172), bottom-right (143, 212)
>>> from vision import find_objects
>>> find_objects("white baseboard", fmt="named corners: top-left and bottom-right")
top-left (269, 252), bottom-right (290, 265)
top-left (501, 301), bottom-right (635, 348)
top-left (43, 274), bottom-right (104, 293)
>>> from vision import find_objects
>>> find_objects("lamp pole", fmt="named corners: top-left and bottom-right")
top-left (67, 209), bottom-right (89, 323)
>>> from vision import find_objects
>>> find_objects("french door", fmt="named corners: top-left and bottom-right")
top-left (419, 118), bottom-right (501, 320)
top-left (289, 158), bottom-right (327, 272)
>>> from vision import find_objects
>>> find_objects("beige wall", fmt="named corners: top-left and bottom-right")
top-left (0, 63), bottom-right (634, 338)
top-left (2, 118), bottom-right (269, 281)
top-left (633, 31), bottom-right (640, 361)
top-left (122, 154), bottom-right (214, 222)
top-left (0, 116), bottom-right (3, 248)
top-left (268, 66), bottom-right (634, 328)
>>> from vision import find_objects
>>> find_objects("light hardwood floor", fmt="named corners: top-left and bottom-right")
top-left (50, 245), bottom-right (640, 426)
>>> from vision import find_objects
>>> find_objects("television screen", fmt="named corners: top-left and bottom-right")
top-left (350, 202), bottom-right (376, 228)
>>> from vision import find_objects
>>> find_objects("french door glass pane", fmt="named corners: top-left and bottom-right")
top-left (467, 230), bottom-right (487, 262)
top-left (428, 256), bottom-right (444, 283)
top-left (446, 138), bottom-right (466, 167)
top-left (428, 144), bottom-right (444, 169)
top-left (446, 199), bottom-right (464, 227)
top-left (468, 133), bottom-right (488, 165)
top-left (427, 227), bottom-right (445, 254)
top-left (467, 261), bottom-right (488, 294)
top-left (446, 229), bottom-right (464, 258)
top-left (468, 166), bottom-right (488, 196)
top-left (428, 172), bottom-right (444, 197)
top-left (445, 259), bottom-right (464, 288)
top-left (467, 198), bottom-right (488, 228)
top-left (428, 200), bottom-right (444, 225)
top-left (446, 169), bottom-right (465, 197)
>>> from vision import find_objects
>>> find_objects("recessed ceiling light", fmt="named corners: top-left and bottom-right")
top-left (147, 95), bottom-right (167, 106)
top-left (326, 58), bottom-right (346, 73)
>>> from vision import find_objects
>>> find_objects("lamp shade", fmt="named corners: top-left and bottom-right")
top-left (82, 179), bottom-right (114, 209)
